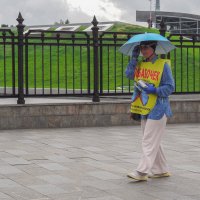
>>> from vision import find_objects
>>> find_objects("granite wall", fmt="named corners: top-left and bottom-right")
top-left (0, 100), bottom-right (199, 129)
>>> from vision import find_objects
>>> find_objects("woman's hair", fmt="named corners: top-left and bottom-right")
top-left (140, 41), bottom-right (157, 52)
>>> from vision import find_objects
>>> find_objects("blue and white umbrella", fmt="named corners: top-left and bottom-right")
top-left (119, 33), bottom-right (176, 56)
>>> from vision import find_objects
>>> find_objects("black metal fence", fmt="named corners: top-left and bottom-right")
top-left (0, 13), bottom-right (199, 104)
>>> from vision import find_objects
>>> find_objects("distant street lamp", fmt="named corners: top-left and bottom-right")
top-left (148, 0), bottom-right (153, 28)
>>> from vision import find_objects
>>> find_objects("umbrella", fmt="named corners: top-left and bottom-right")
top-left (119, 33), bottom-right (176, 56)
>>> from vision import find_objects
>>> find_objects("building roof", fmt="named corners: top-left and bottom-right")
top-left (136, 10), bottom-right (200, 22)
top-left (136, 10), bottom-right (200, 34)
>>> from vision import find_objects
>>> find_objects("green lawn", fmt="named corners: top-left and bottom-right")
top-left (0, 23), bottom-right (199, 93)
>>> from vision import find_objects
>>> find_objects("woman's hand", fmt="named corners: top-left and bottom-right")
top-left (132, 45), bottom-right (140, 59)
top-left (143, 84), bottom-right (157, 94)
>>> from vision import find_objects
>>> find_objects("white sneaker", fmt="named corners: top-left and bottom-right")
top-left (127, 171), bottom-right (148, 181)
top-left (148, 172), bottom-right (171, 178)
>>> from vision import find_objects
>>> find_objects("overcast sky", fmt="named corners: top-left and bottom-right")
top-left (0, 0), bottom-right (199, 26)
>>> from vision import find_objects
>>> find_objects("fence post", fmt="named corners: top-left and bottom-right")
top-left (91, 16), bottom-right (100, 102)
top-left (16, 12), bottom-right (25, 104)
top-left (159, 19), bottom-right (166, 37)
top-left (159, 19), bottom-right (166, 59)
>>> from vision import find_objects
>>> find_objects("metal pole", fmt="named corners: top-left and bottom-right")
top-left (149, 0), bottom-right (152, 28)
top-left (159, 19), bottom-right (166, 59)
top-left (16, 12), bottom-right (25, 104)
top-left (159, 19), bottom-right (166, 37)
top-left (149, 0), bottom-right (152, 21)
top-left (91, 16), bottom-right (100, 102)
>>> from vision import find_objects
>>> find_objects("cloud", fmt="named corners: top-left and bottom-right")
top-left (0, 0), bottom-right (199, 26)
top-left (161, 0), bottom-right (200, 15)
top-left (110, 0), bottom-right (200, 23)
top-left (67, 0), bottom-right (122, 22)
top-left (0, 0), bottom-right (91, 26)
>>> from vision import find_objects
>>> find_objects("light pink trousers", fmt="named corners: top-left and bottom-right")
top-left (136, 114), bottom-right (169, 174)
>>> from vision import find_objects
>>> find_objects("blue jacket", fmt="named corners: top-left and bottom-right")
top-left (125, 56), bottom-right (175, 120)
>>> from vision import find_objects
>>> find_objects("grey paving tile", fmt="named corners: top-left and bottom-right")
top-left (77, 186), bottom-right (108, 199)
top-left (5, 150), bottom-right (29, 156)
top-left (0, 152), bottom-right (16, 159)
top-left (0, 179), bottom-right (21, 188)
top-left (0, 172), bottom-right (7, 179)
top-left (85, 153), bottom-right (117, 161)
top-left (149, 190), bottom-right (198, 200)
top-left (17, 139), bottom-right (37, 144)
top-left (28, 184), bottom-right (66, 195)
top-left (178, 171), bottom-right (200, 181)
top-left (83, 160), bottom-right (128, 174)
top-left (20, 154), bottom-right (48, 161)
top-left (81, 146), bottom-right (105, 152)
top-left (0, 186), bottom-right (49, 200)
top-left (44, 155), bottom-right (72, 163)
top-left (37, 175), bottom-right (73, 184)
top-left (46, 143), bottom-right (70, 149)
top-left (37, 163), bottom-right (68, 171)
top-left (82, 196), bottom-right (123, 200)
top-left (82, 177), bottom-right (121, 190)
top-left (5, 173), bottom-right (48, 186)
top-left (87, 170), bottom-right (122, 180)
top-left (0, 191), bottom-right (13, 199)
top-left (0, 165), bottom-right (23, 175)
top-left (108, 187), bottom-right (157, 200)
top-left (174, 164), bottom-right (200, 173)
top-left (15, 164), bottom-right (54, 176)
top-left (56, 183), bottom-right (82, 194)
top-left (1, 158), bottom-right (31, 165)
top-left (47, 193), bottom-right (81, 200)
top-left (0, 124), bottom-right (199, 200)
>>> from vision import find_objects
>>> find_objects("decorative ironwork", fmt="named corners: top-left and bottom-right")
top-left (0, 14), bottom-right (199, 104)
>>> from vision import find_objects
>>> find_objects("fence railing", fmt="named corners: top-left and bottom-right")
top-left (167, 34), bottom-right (200, 93)
top-left (0, 13), bottom-right (199, 104)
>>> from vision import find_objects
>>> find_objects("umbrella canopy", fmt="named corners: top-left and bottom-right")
top-left (119, 33), bottom-right (176, 56)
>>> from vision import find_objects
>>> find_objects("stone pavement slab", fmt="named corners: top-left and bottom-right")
top-left (0, 124), bottom-right (199, 200)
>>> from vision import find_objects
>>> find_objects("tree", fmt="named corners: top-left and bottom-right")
top-left (54, 19), bottom-right (69, 25)
top-left (1, 24), bottom-right (8, 27)
top-left (65, 19), bottom-right (70, 24)
top-left (60, 19), bottom-right (64, 25)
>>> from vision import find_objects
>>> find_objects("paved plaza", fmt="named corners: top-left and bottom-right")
top-left (0, 124), bottom-right (199, 200)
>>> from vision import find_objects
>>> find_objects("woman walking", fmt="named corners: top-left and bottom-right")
top-left (120, 34), bottom-right (175, 181)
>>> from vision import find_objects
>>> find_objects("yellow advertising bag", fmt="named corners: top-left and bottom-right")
top-left (130, 59), bottom-right (170, 115)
